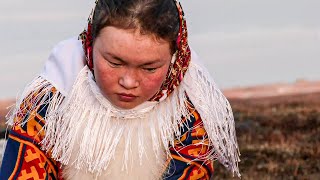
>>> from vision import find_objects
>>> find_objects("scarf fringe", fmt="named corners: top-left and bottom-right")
top-left (6, 65), bottom-right (240, 177)
top-left (40, 67), bottom-right (192, 175)
top-left (182, 62), bottom-right (241, 177)
top-left (6, 76), bottom-right (64, 128)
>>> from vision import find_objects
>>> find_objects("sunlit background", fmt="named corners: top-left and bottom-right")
top-left (1, 0), bottom-right (320, 99)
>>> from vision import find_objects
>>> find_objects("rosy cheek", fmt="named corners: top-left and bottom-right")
top-left (142, 73), bottom-right (166, 93)
top-left (94, 63), bottom-right (116, 91)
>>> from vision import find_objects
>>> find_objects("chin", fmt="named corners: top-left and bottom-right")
top-left (102, 94), bottom-right (140, 110)
top-left (113, 101), bottom-right (140, 110)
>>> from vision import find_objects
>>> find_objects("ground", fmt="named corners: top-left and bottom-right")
top-left (213, 92), bottom-right (320, 179)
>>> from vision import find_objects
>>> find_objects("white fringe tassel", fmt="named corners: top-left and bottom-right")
top-left (6, 76), bottom-right (64, 127)
top-left (182, 62), bottom-right (241, 177)
top-left (6, 63), bottom-right (240, 178)
top-left (39, 66), bottom-right (191, 175)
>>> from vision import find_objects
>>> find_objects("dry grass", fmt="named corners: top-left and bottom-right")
top-left (213, 93), bottom-right (320, 179)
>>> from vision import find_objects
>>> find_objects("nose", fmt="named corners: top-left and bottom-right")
top-left (119, 69), bottom-right (140, 89)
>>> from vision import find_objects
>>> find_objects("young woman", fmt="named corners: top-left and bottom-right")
top-left (0, 0), bottom-right (240, 179)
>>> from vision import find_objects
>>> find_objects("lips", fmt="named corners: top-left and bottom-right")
top-left (117, 93), bottom-right (137, 102)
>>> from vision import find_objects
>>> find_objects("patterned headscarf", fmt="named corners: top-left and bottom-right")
top-left (79, 0), bottom-right (191, 101)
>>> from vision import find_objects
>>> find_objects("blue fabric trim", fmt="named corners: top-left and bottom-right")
top-left (0, 137), bottom-right (25, 179)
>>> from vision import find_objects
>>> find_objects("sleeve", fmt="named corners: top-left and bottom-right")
top-left (163, 101), bottom-right (214, 180)
top-left (0, 87), bottom-right (62, 180)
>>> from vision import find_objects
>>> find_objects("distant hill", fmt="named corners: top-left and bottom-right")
top-left (224, 80), bottom-right (320, 99)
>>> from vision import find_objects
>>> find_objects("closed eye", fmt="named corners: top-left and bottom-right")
top-left (143, 67), bottom-right (158, 73)
top-left (108, 61), bottom-right (122, 67)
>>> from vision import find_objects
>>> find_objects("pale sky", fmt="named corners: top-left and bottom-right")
top-left (1, 0), bottom-right (320, 98)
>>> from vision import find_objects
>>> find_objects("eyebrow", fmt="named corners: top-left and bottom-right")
top-left (106, 52), bottom-right (161, 66)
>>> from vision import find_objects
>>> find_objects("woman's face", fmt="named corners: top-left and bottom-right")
top-left (93, 26), bottom-right (172, 109)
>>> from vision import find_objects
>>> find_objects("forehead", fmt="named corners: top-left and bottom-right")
top-left (94, 26), bottom-right (172, 64)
